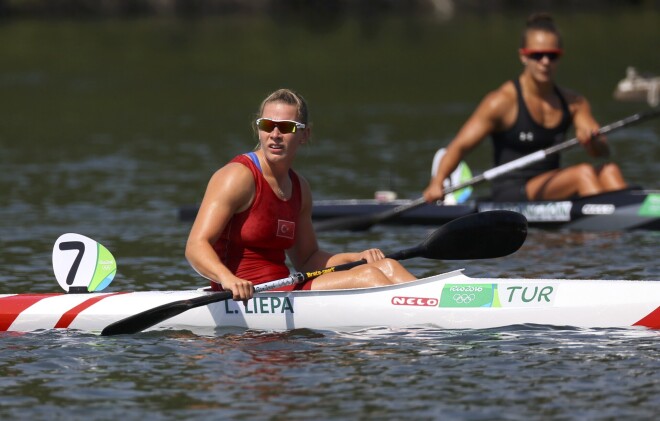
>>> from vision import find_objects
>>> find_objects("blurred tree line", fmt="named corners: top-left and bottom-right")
top-left (0, 0), bottom-right (655, 19)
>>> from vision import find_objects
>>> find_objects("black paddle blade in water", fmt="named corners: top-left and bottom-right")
top-left (388, 210), bottom-right (527, 261)
top-left (101, 290), bottom-right (232, 336)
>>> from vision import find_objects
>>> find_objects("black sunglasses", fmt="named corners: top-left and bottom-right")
top-left (520, 48), bottom-right (563, 62)
top-left (256, 118), bottom-right (306, 134)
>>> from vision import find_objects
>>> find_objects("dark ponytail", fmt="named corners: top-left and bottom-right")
top-left (521, 13), bottom-right (562, 48)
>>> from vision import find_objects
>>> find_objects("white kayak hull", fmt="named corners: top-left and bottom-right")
top-left (2, 270), bottom-right (659, 334)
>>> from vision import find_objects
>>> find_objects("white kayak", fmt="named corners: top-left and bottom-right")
top-left (2, 270), bottom-right (659, 334)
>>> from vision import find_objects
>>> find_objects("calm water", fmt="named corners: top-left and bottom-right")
top-left (1, 7), bottom-right (659, 420)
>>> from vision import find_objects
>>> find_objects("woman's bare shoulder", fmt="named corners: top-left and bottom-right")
top-left (206, 162), bottom-right (254, 197)
top-left (487, 81), bottom-right (517, 107)
top-left (212, 161), bottom-right (251, 178)
top-left (474, 81), bottom-right (517, 121)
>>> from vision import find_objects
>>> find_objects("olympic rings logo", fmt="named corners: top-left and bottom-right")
top-left (452, 293), bottom-right (476, 304)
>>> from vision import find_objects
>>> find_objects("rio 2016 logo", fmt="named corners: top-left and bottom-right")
top-left (440, 284), bottom-right (496, 308)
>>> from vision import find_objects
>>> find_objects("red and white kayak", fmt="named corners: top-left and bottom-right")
top-left (2, 270), bottom-right (659, 334)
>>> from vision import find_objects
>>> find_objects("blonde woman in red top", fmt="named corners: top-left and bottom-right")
top-left (186, 89), bottom-right (416, 301)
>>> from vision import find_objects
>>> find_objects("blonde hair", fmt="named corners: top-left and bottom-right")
top-left (256, 88), bottom-right (309, 123)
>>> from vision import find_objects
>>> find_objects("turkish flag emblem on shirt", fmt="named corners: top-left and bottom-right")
top-left (277, 220), bottom-right (295, 239)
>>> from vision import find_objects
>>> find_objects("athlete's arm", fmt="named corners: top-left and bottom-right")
top-left (185, 163), bottom-right (256, 300)
top-left (570, 92), bottom-right (610, 157)
top-left (423, 84), bottom-right (514, 202)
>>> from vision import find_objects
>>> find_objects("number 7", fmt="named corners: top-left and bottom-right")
top-left (59, 241), bottom-right (85, 286)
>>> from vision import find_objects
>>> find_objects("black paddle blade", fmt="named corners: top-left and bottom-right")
top-left (384, 210), bottom-right (527, 262)
top-left (422, 210), bottom-right (527, 260)
top-left (419, 210), bottom-right (527, 260)
top-left (101, 290), bottom-right (232, 336)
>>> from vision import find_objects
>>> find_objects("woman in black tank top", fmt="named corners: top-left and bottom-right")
top-left (423, 13), bottom-right (627, 203)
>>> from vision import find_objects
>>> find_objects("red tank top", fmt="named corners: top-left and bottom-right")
top-left (211, 154), bottom-right (302, 289)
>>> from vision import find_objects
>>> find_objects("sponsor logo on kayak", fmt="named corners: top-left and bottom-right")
top-left (581, 204), bottom-right (615, 215)
top-left (440, 283), bottom-right (557, 307)
top-left (479, 202), bottom-right (572, 222)
top-left (391, 296), bottom-right (439, 307)
top-left (440, 284), bottom-right (497, 308)
top-left (224, 296), bottom-right (294, 315)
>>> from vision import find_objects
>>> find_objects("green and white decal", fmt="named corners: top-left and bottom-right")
top-left (440, 284), bottom-right (500, 308)
top-left (440, 282), bottom-right (559, 308)
top-left (52, 233), bottom-right (117, 293)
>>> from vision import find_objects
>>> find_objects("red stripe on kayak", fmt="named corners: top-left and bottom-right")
top-left (0, 294), bottom-right (61, 331)
top-left (633, 306), bottom-right (660, 329)
top-left (55, 292), bottom-right (129, 328)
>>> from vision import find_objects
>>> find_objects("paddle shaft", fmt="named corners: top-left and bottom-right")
top-left (314, 108), bottom-right (660, 231)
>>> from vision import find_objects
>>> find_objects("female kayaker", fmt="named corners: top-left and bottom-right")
top-left (186, 88), bottom-right (416, 301)
top-left (423, 12), bottom-right (627, 203)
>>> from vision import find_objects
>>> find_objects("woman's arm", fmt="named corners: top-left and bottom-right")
top-left (423, 84), bottom-right (514, 202)
top-left (570, 93), bottom-right (609, 157)
top-left (185, 163), bottom-right (256, 300)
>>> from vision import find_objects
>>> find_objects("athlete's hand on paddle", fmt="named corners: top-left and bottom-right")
top-left (575, 108), bottom-right (611, 158)
top-left (422, 147), bottom-right (468, 204)
top-left (580, 129), bottom-right (611, 158)
top-left (222, 248), bottom-right (386, 300)
top-left (217, 274), bottom-right (254, 302)
top-left (356, 248), bottom-right (386, 262)
top-left (422, 180), bottom-right (445, 203)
